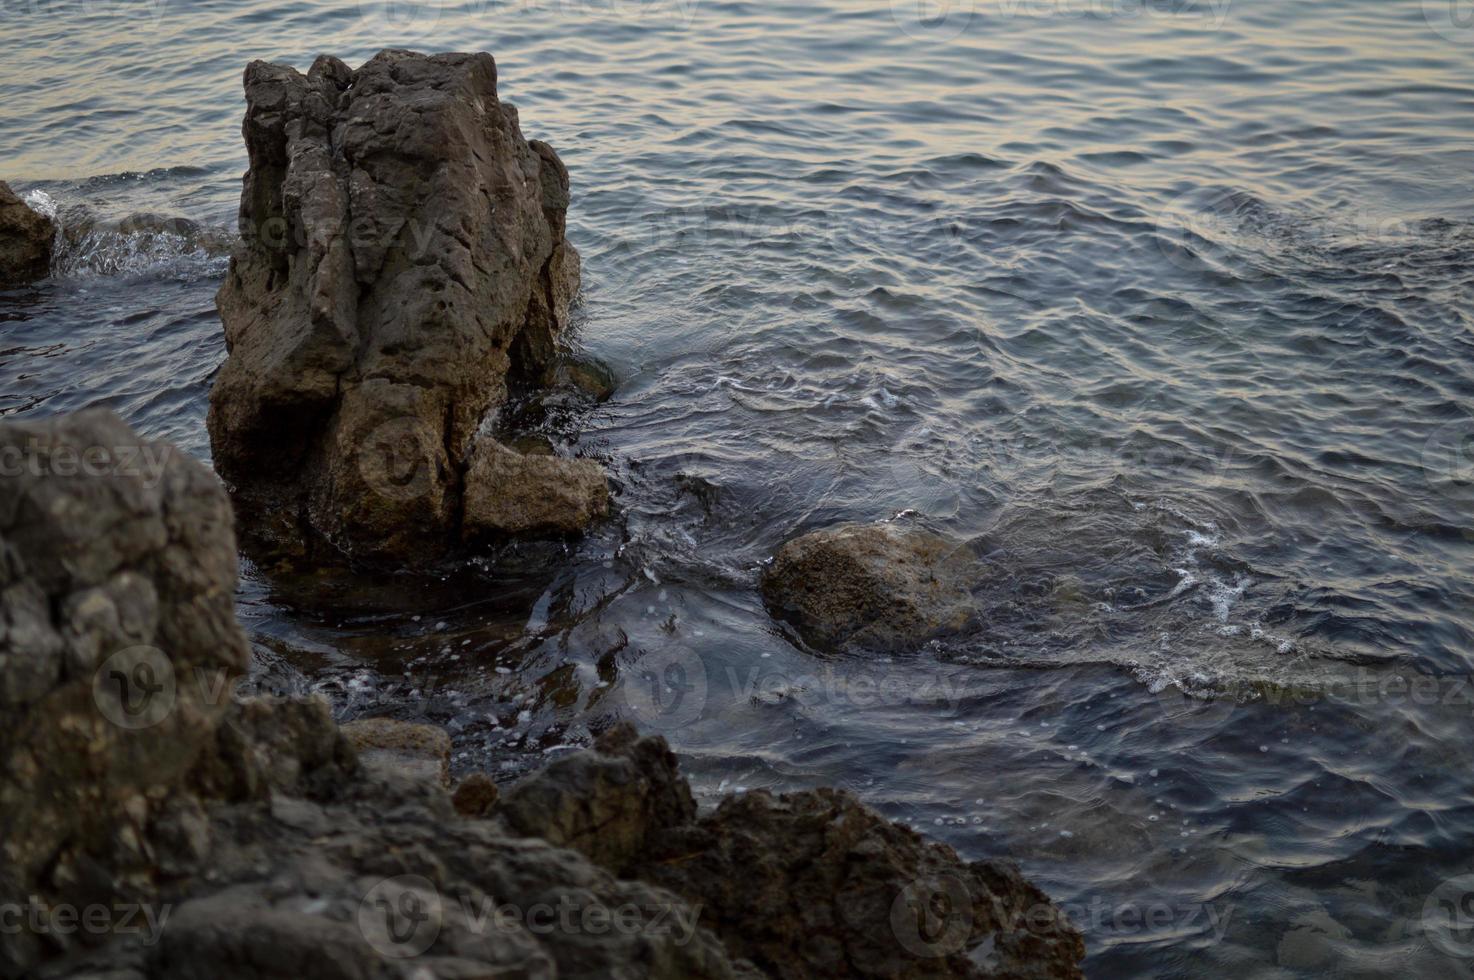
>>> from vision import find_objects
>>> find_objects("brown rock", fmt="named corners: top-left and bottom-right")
top-left (463, 438), bottom-right (609, 538)
top-left (452, 771), bottom-right (500, 816)
top-left (340, 716), bottom-right (451, 787)
top-left (0, 180), bottom-right (54, 289)
top-left (208, 50), bottom-right (603, 564)
top-left (761, 521), bottom-right (978, 653)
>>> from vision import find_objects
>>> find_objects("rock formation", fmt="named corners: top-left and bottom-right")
top-left (497, 725), bottom-right (1087, 980)
top-left (1, 412), bottom-right (1084, 980)
top-left (208, 49), bottom-right (606, 564)
top-left (761, 521), bottom-right (979, 653)
top-left (0, 180), bottom-right (55, 288)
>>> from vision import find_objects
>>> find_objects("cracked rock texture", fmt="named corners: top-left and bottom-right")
top-left (0, 409), bottom-right (248, 974)
top-left (0, 180), bottom-right (55, 289)
top-left (208, 49), bottom-right (604, 564)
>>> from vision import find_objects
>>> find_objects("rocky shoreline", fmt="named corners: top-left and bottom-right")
top-left (1, 49), bottom-right (1086, 978)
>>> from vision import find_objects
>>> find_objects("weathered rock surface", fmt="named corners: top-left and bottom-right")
top-left (0, 180), bottom-right (55, 288)
top-left (464, 438), bottom-right (611, 538)
top-left (208, 49), bottom-right (604, 564)
top-left (494, 725), bottom-right (1086, 980)
top-left (0, 409), bottom-right (249, 972)
top-left (761, 521), bottom-right (978, 653)
top-left (498, 723), bottom-right (697, 875)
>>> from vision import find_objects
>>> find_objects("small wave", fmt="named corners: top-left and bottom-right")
top-left (50, 210), bottom-right (231, 281)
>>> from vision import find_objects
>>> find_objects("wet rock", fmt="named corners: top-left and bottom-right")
top-left (463, 438), bottom-right (609, 538)
top-left (0, 180), bottom-right (54, 288)
top-left (761, 521), bottom-right (978, 653)
top-left (640, 786), bottom-right (1084, 980)
top-left (0, 409), bottom-right (248, 973)
top-left (340, 716), bottom-right (451, 788)
top-left (208, 50), bottom-right (602, 564)
top-left (451, 772), bottom-right (500, 816)
top-left (497, 729), bottom-right (1086, 979)
top-left (497, 723), bottom-right (695, 875)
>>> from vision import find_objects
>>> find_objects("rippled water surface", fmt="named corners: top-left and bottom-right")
top-left (4, 0), bottom-right (1474, 974)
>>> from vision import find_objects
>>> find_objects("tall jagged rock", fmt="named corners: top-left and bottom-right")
top-left (0, 180), bottom-right (55, 289)
top-left (208, 49), bottom-right (605, 564)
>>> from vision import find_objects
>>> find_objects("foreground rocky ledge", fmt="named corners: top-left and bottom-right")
top-left (0, 411), bottom-right (1083, 978)
top-left (208, 50), bottom-right (606, 566)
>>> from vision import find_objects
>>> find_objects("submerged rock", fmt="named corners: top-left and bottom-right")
top-left (0, 180), bottom-right (54, 288)
top-left (208, 49), bottom-right (603, 564)
top-left (761, 521), bottom-right (978, 653)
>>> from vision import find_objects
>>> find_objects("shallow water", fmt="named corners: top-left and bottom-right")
top-left (4, 0), bottom-right (1474, 974)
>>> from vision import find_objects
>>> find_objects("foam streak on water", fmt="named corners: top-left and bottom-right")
top-left (3, 1), bottom-right (1473, 974)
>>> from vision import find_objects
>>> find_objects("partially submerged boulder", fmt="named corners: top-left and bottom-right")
top-left (208, 49), bottom-right (604, 564)
top-left (0, 180), bottom-right (54, 288)
top-left (761, 521), bottom-right (978, 653)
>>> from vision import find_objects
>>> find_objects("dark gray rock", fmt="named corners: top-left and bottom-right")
top-left (0, 180), bottom-right (53, 288)
top-left (761, 521), bottom-right (978, 653)
top-left (0, 409), bottom-right (248, 973)
top-left (497, 723), bottom-right (696, 875)
top-left (208, 50), bottom-right (604, 564)
top-left (494, 729), bottom-right (1086, 980)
